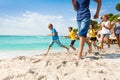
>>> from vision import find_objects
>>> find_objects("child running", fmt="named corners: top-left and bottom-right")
top-left (100, 15), bottom-right (111, 50)
top-left (113, 17), bottom-right (120, 51)
top-left (46, 23), bottom-right (69, 54)
top-left (65, 27), bottom-right (77, 51)
top-left (88, 24), bottom-right (99, 50)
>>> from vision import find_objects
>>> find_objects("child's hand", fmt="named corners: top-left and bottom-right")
top-left (94, 13), bottom-right (99, 19)
top-left (65, 36), bottom-right (70, 38)
top-left (102, 23), bottom-right (105, 27)
top-left (48, 34), bottom-right (52, 36)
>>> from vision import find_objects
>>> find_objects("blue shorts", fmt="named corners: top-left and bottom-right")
top-left (49, 39), bottom-right (64, 47)
top-left (115, 30), bottom-right (120, 35)
top-left (77, 18), bottom-right (90, 37)
top-left (103, 34), bottom-right (110, 38)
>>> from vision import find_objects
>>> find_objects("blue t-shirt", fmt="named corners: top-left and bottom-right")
top-left (76, 0), bottom-right (91, 21)
top-left (51, 28), bottom-right (59, 40)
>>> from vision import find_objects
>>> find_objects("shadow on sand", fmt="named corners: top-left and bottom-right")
top-left (101, 53), bottom-right (120, 59)
top-left (85, 52), bottom-right (120, 60)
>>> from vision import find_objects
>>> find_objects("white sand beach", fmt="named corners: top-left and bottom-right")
top-left (0, 45), bottom-right (120, 80)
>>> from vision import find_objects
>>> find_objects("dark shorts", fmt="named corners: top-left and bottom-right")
top-left (90, 37), bottom-right (97, 41)
top-left (70, 40), bottom-right (76, 45)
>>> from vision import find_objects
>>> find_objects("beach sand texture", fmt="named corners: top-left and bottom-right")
top-left (0, 46), bottom-right (120, 80)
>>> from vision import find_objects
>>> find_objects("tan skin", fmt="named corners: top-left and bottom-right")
top-left (101, 15), bottom-right (111, 50)
top-left (72, 0), bottom-right (102, 58)
top-left (65, 27), bottom-right (76, 51)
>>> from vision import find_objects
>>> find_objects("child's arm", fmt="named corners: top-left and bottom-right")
top-left (103, 21), bottom-right (111, 30)
top-left (93, 0), bottom-right (102, 19)
top-left (64, 35), bottom-right (70, 38)
top-left (48, 34), bottom-right (54, 36)
top-left (48, 32), bottom-right (57, 36)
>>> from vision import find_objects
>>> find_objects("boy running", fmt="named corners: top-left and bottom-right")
top-left (65, 27), bottom-right (77, 51)
top-left (46, 23), bottom-right (69, 54)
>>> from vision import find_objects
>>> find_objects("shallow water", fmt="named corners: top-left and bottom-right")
top-left (0, 35), bottom-right (81, 51)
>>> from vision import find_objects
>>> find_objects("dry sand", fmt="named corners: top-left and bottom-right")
top-left (0, 45), bottom-right (120, 80)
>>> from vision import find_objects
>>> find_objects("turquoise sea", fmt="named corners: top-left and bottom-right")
top-left (0, 35), bottom-right (81, 51)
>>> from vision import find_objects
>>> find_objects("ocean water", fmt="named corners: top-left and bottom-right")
top-left (0, 35), bottom-right (81, 51)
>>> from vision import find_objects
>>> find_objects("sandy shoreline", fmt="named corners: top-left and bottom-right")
top-left (0, 44), bottom-right (120, 80)
top-left (0, 44), bottom-right (118, 59)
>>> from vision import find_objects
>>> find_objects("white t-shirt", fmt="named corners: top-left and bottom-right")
top-left (101, 21), bottom-right (110, 34)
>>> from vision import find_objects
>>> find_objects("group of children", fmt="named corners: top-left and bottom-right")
top-left (46, 23), bottom-right (77, 54)
top-left (88, 15), bottom-right (120, 52)
top-left (46, 16), bottom-right (120, 55)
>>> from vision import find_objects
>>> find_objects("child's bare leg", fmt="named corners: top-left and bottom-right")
top-left (93, 41), bottom-right (99, 51)
top-left (62, 46), bottom-right (69, 52)
top-left (46, 47), bottom-right (51, 55)
top-left (77, 36), bottom-right (85, 58)
top-left (85, 38), bottom-right (92, 52)
top-left (70, 44), bottom-right (76, 51)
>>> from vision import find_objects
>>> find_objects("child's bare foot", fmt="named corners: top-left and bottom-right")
top-left (72, 55), bottom-right (84, 60)
top-left (101, 49), bottom-right (105, 52)
top-left (77, 53), bottom-right (82, 59)
top-left (66, 48), bottom-right (69, 53)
